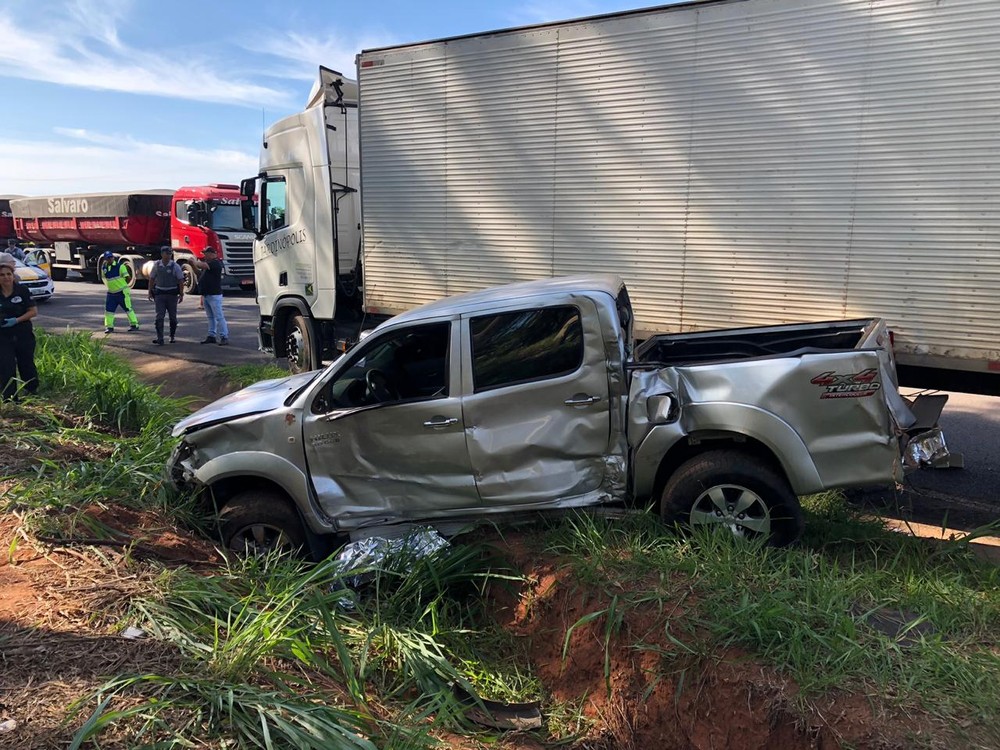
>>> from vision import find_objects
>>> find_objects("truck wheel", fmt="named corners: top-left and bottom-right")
top-left (99, 255), bottom-right (138, 288)
top-left (660, 450), bottom-right (803, 547)
top-left (218, 490), bottom-right (307, 556)
top-left (285, 314), bottom-right (318, 373)
top-left (180, 261), bottom-right (198, 294)
top-left (120, 256), bottom-right (138, 288)
top-left (51, 267), bottom-right (67, 281)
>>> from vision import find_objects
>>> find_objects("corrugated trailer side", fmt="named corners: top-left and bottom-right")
top-left (357, 0), bottom-right (1000, 381)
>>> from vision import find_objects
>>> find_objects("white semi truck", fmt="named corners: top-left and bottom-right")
top-left (242, 0), bottom-right (1000, 395)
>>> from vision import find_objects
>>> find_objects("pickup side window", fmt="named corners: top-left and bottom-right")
top-left (470, 306), bottom-right (583, 392)
top-left (313, 322), bottom-right (451, 413)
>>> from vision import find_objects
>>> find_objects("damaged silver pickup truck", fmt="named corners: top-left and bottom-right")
top-left (168, 275), bottom-right (951, 557)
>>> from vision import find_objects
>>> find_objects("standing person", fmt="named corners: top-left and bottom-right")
top-left (0, 252), bottom-right (39, 400)
top-left (147, 246), bottom-right (184, 345)
top-left (192, 246), bottom-right (228, 345)
top-left (5, 239), bottom-right (25, 262)
top-left (100, 251), bottom-right (140, 334)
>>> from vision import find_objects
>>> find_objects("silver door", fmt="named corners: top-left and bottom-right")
top-left (461, 299), bottom-right (612, 505)
top-left (302, 320), bottom-right (478, 525)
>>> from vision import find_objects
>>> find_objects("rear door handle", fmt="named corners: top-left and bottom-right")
top-left (424, 417), bottom-right (459, 428)
top-left (564, 394), bottom-right (601, 406)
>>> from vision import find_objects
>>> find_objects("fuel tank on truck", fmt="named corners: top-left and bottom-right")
top-left (10, 191), bottom-right (173, 246)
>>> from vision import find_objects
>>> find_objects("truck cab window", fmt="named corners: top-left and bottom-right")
top-left (470, 306), bottom-right (583, 392)
top-left (313, 322), bottom-right (451, 413)
top-left (263, 179), bottom-right (287, 233)
top-left (175, 200), bottom-right (191, 224)
top-left (210, 204), bottom-right (246, 232)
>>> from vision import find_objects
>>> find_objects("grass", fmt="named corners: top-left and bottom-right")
top-left (2, 331), bottom-right (193, 534)
top-left (72, 545), bottom-right (527, 748)
top-left (220, 361), bottom-right (291, 389)
top-left (3, 330), bottom-right (999, 748)
top-left (543, 502), bottom-right (1000, 744)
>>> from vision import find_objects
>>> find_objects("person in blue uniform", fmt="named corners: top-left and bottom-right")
top-left (0, 252), bottom-right (39, 400)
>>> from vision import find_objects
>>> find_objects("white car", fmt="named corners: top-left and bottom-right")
top-left (14, 256), bottom-right (54, 301)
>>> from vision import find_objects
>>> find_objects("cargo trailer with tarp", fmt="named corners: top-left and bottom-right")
top-left (0, 196), bottom-right (22, 241)
top-left (11, 190), bottom-right (172, 283)
top-left (10, 187), bottom-right (255, 290)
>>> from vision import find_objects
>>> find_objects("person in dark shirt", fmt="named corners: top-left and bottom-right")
top-left (192, 246), bottom-right (229, 345)
top-left (0, 252), bottom-right (39, 400)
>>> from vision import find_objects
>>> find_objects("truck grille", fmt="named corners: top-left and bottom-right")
top-left (219, 236), bottom-right (255, 279)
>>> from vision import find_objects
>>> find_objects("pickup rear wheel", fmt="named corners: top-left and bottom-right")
top-left (660, 450), bottom-right (803, 547)
top-left (218, 490), bottom-right (307, 556)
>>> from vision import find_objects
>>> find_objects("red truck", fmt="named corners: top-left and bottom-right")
top-left (10, 185), bottom-right (255, 291)
top-left (0, 196), bottom-right (19, 242)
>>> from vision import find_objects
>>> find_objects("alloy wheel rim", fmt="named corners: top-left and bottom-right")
top-left (230, 523), bottom-right (292, 555)
top-left (688, 484), bottom-right (771, 538)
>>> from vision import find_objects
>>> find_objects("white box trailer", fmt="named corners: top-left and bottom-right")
top-left (355, 0), bottom-right (1000, 393)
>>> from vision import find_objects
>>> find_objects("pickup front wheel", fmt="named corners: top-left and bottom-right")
top-left (218, 490), bottom-right (307, 556)
top-left (660, 450), bottom-right (803, 547)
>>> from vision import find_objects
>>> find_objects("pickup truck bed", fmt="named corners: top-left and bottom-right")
top-left (636, 320), bottom-right (884, 367)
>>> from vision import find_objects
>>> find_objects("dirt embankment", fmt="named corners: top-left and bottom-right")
top-left (114, 349), bottom-right (236, 407)
top-left (0, 508), bottom-right (933, 750)
top-left (0, 354), bottom-right (976, 749)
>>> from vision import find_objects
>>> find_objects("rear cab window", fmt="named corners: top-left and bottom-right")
top-left (469, 306), bottom-right (584, 392)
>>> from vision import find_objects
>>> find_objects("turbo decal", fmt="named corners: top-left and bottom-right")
top-left (810, 368), bottom-right (881, 399)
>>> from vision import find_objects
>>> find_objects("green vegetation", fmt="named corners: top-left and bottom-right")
top-left (220, 361), bottom-right (291, 389)
top-left (2, 331), bottom-right (998, 748)
top-left (545, 503), bottom-right (1000, 742)
top-left (4, 331), bottom-right (189, 534)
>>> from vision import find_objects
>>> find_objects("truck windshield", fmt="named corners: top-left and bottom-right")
top-left (209, 203), bottom-right (250, 231)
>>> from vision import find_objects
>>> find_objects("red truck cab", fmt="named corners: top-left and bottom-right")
top-left (171, 184), bottom-right (256, 290)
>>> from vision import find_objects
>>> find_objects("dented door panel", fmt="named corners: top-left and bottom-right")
top-left (628, 349), bottom-right (905, 497)
top-left (461, 297), bottom-right (615, 505)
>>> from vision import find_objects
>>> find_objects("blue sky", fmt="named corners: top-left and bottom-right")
top-left (0, 0), bottom-right (651, 196)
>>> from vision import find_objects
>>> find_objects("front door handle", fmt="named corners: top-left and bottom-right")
top-left (564, 394), bottom-right (601, 406)
top-left (424, 416), bottom-right (459, 428)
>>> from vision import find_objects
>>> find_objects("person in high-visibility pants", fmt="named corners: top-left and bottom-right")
top-left (101, 251), bottom-right (139, 334)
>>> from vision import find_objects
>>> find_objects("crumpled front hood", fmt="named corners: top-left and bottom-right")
top-left (172, 371), bottom-right (317, 436)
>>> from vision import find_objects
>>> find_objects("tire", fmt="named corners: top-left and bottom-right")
top-left (660, 449), bottom-right (803, 547)
top-left (97, 255), bottom-right (138, 288)
top-left (218, 490), bottom-right (307, 557)
top-left (51, 267), bottom-right (67, 281)
top-left (285, 313), bottom-right (318, 374)
top-left (120, 256), bottom-right (138, 289)
top-left (180, 261), bottom-right (198, 294)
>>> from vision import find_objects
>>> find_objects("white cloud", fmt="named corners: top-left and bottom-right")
top-left (252, 30), bottom-right (399, 82)
top-left (0, 7), bottom-right (292, 108)
top-left (0, 130), bottom-right (258, 195)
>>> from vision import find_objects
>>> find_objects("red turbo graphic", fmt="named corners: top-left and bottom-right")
top-left (810, 368), bottom-right (881, 398)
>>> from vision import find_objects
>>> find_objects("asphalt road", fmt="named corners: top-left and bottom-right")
top-left (35, 273), bottom-right (272, 367)
top-left (33, 275), bottom-right (1000, 529)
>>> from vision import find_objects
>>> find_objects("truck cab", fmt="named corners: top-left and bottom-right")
top-left (242, 67), bottom-right (363, 371)
top-left (171, 184), bottom-right (256, 290)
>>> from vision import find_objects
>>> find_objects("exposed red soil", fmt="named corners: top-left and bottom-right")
top-left (0, 360), bottom-right (968, 749)
top-left (486, 535), bottom-right (940, 750)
